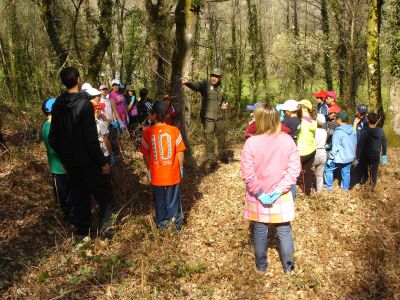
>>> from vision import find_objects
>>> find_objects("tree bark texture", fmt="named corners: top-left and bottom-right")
top-left (86, 0), bottom-right (113, 84)
top-left (321, 0), bottom-right (333, 91)
top-left (170, 0), bottom-right (198, 149)
top-left (367, 0), bottom-right (384, 124)
top-left (37, 0), bottom-right (68, 68)
top-left (145, 0), bottom-right (174, 98)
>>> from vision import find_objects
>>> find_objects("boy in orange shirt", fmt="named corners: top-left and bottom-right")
top-left (140, 101), bottom-right (186, 230)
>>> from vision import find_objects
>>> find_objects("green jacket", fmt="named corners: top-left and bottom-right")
top-left (186, 80), bottom-right (225, 120)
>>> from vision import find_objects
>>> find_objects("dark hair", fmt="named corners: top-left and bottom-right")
top-left (41, 100), bottom-right (50, 116)
top-left (296, 107), bottom-right (303, 119)
top-left (60, 67), bottom-right (80, 89)
top-left (140, 88), bottom-right (149, 99)
top-left (367, 112), bottom-right (378, 125)
top-left (155, 113), bottom-right (167, 123)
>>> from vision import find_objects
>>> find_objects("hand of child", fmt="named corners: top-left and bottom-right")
top-left (118, 120), bottom-right (125, 130)
top-left (257, 193), bottom-right (274, 205)
top-left (266, 190), bottom-right (281, 203)
top-left (380, 155), bottom-right (387, 165)
top-left (147, 170), bottom-right (151, 182)
top-left (109, 153), bottom-right (116, 166)
top-left (180, 167), bottom-right (184, 179)
top-left (354, 159), bottom-right (359, 166)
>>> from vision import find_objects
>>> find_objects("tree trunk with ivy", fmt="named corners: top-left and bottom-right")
top-left (321, 0), bottom-right (333, 91)
top-left (367, 0), bottom-right (384, 124)
top-left (292, 0), bottom-right (303, 92)
top-left (170, 0), bottom-right (199, 149)
top-left (86, 0), bottom-right (113, 84)
top-left (145, 0), bottom-right (174, 98)
top-left (37, 0), bottom-right (68, 69)
top-left (246, 0), bottom-right (268, 102)
top-left (389, 0), bottom-right (400, 134)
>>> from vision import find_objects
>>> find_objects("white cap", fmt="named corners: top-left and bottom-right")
top-left (86, 87), bottom-right (101, 96)
top-left (81, 82), bottom-right (92, 91)
top-left (280, 99), bottom-right (299, 112)
top-left (111, 79), bottom-right (120, 85)
top-left (317, 113), bottom-right (326, 124)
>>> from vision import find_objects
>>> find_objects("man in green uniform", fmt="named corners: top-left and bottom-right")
top-left (182, 68), bottom-right (229, 168)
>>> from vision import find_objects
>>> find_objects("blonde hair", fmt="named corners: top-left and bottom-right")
top-left (254, 103), bottom-right (281, 135)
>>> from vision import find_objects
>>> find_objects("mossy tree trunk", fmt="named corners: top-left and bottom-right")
top-left (86, 0), bottom-right (113, 84)
top-left (170, 0), bottom-right (199, 149)
top-left (292, 0), bottom-right (303, 92)
top-left (367, 0), bottom-right (384, 124)
top-left (228, 0), bottom-right (244, 116)
top-left (246, 0), bottom-right (268, 102)
top-left (389, 0), bottom-right (400, 134)
top-left (145, 0), bottom-right (174, 98)
top-left (37, 0), bottom-right (68, 69)
top-left (321, 0), bottom-right (333, 91)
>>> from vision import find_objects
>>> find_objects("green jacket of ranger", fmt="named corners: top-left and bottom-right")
top-left (185, 80), bottom-right (225, 120)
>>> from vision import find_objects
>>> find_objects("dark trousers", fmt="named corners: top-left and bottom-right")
top-left (358, 154), bottom-right (380, 186)
top-left (69, 166), bottom-right (114, 235)
top-left (52, 173), bottom-right (72, 220)
top-left (201, 117), bottom-right (226, 160)
top-left (152, 184), bottom-right (184, 230)
top-left (299, 151), bottom-right (316, 195)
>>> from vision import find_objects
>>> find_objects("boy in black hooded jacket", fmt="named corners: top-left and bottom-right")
top-left (356, 112), bottom-right (387, 186)
top-left (49, 67), bottom-right (114, 238)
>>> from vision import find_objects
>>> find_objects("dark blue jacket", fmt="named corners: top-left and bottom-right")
top-left (352, 115), bottom-right (368, 142)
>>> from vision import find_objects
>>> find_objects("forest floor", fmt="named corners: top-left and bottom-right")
top-left (1, 128), bottom-right (400, 299)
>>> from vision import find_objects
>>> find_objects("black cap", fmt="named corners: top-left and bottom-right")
top-left (356, 104), bottom-right (368, 114)
top-left (151, 100), bottom-right (169, 114)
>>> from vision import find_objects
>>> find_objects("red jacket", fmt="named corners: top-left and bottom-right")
top-left (328, 102), bottom-right (341, 114)
top-left (165, 104), bottom-right (177, 125)
top-left (245, 121), bottom-right (290, 140)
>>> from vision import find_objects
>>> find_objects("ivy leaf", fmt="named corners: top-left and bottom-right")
top-left (38, 271), bottom-right (49, 283)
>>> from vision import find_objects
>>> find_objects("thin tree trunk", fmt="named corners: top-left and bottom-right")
top-left (293, 0), bottom-right (302, 91)
top-left (86, 0), bottom-right (113, 84)
top-left (321, 0), bottom-right (333, 91)
top-left (170, 0), bottom-right (199, 149)
top-left (367, 0), bottom-right (384, 124)
top-left (37, 0), bottom-right (68, 68)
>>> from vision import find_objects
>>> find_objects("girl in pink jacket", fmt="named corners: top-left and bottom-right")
top-left (241, 104), bottom-right (301, 273)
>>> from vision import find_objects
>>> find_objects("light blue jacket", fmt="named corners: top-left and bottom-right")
top-left (329, 124), bottom-right (357, 163)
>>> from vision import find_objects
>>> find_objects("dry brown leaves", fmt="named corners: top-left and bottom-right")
top-left (1, 140), bottom-right (400, 299)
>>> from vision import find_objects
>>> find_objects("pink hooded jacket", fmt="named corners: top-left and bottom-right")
top-left (241, 132), bottom-right (301, 223)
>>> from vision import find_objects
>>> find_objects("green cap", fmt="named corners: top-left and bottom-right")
top-left (336, 111), bottom-right (348, 121)
top-left (210, 68), bottom-right (222, 76)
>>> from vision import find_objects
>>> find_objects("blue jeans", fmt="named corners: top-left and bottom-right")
top-left (152, 184), bottom-right (184, 230)
top-left (253, 221), bottom-right (295, 273)
top-left (290, 184), bottom-right (297, 201)
top-left (324, 161), bottom-right (352, 191)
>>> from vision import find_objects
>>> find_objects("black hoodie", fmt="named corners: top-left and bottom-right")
top-left (357, 126), bottom-right (387, 158)
top-left (49, 91), bottom-right (106, 170)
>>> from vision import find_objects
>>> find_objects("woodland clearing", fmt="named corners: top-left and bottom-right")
top-left (0, 130), bottom-right (399, 299)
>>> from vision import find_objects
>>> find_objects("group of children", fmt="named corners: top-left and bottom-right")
top-left (241, 91), bottom-right (388, 273)
top-left (42, 70), bottom-right (388, 274)
top-left (42, 75), bottom-right (184, 238)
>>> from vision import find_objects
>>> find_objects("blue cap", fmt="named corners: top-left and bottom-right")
top-left (246, 102), bottom-right (263, 111)
top-left (42, 97), bottom-right (56, 114)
